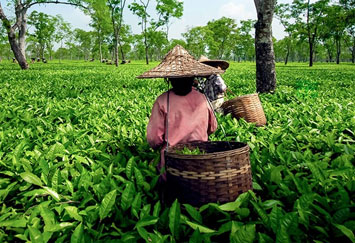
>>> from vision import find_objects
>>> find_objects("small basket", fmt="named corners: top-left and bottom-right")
top-left (222, 93), bottom-right (267, 126)
top-left (165, 141), bottom-right (252, 206)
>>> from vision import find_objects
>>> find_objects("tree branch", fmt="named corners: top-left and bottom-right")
top-left (26, 1), bottom-right (88, 10)
top-left (0, 3), bottom-right (15, 32)
top-left (0, 3), bottom-right (8, 22)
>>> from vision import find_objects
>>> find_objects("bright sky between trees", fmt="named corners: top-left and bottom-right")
top-left (1, 0), bottom-right (291, 46)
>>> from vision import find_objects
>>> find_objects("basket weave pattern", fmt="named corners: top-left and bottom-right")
top-left (222, 93), bottom-right (267, 126)
top-left (165, 141), bottom-right (252, 206)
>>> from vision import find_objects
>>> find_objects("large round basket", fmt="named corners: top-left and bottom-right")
top-left (165, 141), bottom-right (252, 206)
top-left (222, 93), bottom-right (267, 126)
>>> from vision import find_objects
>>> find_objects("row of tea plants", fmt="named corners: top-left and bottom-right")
top-left (0, 61), bottom-right (354, 242)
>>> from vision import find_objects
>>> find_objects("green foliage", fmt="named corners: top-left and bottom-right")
top-left (176, 147), bottom-right (206, 155)
top-left (0, 61), bottom-right (354, 242)
top-left (27, 11), bottom-right (59, 58)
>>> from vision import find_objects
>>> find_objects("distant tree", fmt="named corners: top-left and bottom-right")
top-left (73, 29), bottom-right (94, 60)
top-left (107, 0), bottom-right (127, 66)
top-left (341, 0), bottom-right (355, 63)
top-left (155, 0), bottom-right (183, 39)
top-left (291, 0), bottom-right (330, 67)
top-left (130, 34), bottom-right (145, 60)
top-left (254, 0), bottom-right (277, 93)
top-left (54, 15), bottom-right (72, 63)
top-left (274, 36), bottom-right (296, 63)
top-left (165, 38), bottom-right (186, 53)
top-left (233, 19), bottom-right (255, 62)
top-left (27, 11), bottom-right (57, 60)
top-left (321, 4), bottom-right (348, 64)
top-left (182, 26), bottom-right (209, 58)
top-left (205, 17), bottom-right (237, 59)
top-left (118, 24), bottom-right (133, 61)
top-left (0, 23), bottom-right (11, 60)
top-left (129, 0), bottom-right (151, 64)
top-left (147, 29), bottom-right (168, 60)
top-left (129, 0), bottom-right (182, 64)
top-left (275, 3), bottom-right (296, 65)
top-left (90, 0), bottom-right (112, 62)
top-left (0, 0), bottom-right (88, 69)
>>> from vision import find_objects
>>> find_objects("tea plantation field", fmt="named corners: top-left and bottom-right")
top-left (0, 61), bottom-right (354, 242)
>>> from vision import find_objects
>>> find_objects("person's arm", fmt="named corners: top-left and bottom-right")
top-left (207, 105), bottom-right (218, 135)
top-left (147, 100), bottom-right (166, 149)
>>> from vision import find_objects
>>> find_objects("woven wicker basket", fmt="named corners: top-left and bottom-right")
top-left (165, 141), bottom-right (252, 206)
top-left (222, 93), bottom-right (267, 126)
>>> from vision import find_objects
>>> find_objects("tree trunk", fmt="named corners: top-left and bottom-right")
top-left (285, 43), bottom-right (290, 65)
top-left (49, 47), bottom-right (52, 60)
top-left (113, 25), bottom-right (119, 67)
top-left (352, 41), bottom-right (355, 63)
top-left (119, 41), bottom-right (125, 61)
top-left (59, 40), bottom-right (62, 63)
top-left (309, 40), bottom-right (314, 67)
top-left (254, 0), bottom-right (277, 93)
top-left (0, 3), bottom-right (29, 69)
top-left (336, 38), bottom-right (341, 64)
top-left (284, 51), bottom-right (289, 65)
top-left (17, 7), bottom-right (27, 59)
top-left (99, 37), bottom-right (103, 63)
top-left (114, 38), bottom-right (119, 67)
top-left (327, 46), bottom-right (332, 62)
top-left (165, 22), bottom-right (169, 40)
top-left (8, 27), bottom-right (29, 69)
top-left (111, 11), bottom-right (119, 67)
top-left (144, 33), bottom-right (149, 64)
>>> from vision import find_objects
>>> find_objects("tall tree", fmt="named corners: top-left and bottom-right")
top-left (182, 26), bottom-right (209, 58)
top-left (129, 0), bottom-right (151, 64)
top-left (233, 20), bottom-right (255, 62)
top-left (290, 0), bottom-right (329, 67)
top-left (54, 15), bottom-right (72, 63)
top-left (28, 11), bottom-right (57, 60)
top-left (107, 0), bottom-right (127, 66)
top-left (320, 4), bottom-right (347, 64)
top-left (147, 28), bottom-right (168, 60)
top-left (155, 0), bottom-right (183, 39)
top-left (73, 28), bottom-right (94, 60)
top-left (274, 36), bottom-right (296, 63)
top-left (341, 0), bottom-right (355, 63)
top-left (275, 3), bottom-right (295, 65)
top-left (0, 0), bottom-right (88, 69)
top-left (117, 24), bottom-right (132, 61)
top-left (205, 17), bottom-right (237, 59)
top-left (254, 0), bottom-right (277, 93)
top-left (90, 0), bottom-right (112, 63)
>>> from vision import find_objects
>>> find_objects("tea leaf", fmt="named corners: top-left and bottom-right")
top-left (20, 172), bottom-right (43, 187)
top-left (99, 189), bottom-right (117, 221)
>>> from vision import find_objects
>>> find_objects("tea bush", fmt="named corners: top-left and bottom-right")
top-left (0, 61), bottom-right (354, 242)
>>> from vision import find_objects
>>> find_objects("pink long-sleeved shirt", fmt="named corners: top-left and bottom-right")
top-left (147, 88), bottom-right (217, 175)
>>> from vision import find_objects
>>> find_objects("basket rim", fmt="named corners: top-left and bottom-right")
top-left (226, 93), bottom-right (259, 102)
top-left (165, 141), bottom-right (250, 159)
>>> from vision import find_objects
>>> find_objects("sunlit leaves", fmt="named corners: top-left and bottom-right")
top-left (0, 62), bottom-right (354, 242)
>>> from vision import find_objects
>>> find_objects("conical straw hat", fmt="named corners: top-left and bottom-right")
top-left (198, 55), bottom-right (230, 70)
top-left (137, 45), bottom-right (224, 79)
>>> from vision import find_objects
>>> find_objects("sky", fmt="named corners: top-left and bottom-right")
top-left (1, 0), bottom-right (291, 43)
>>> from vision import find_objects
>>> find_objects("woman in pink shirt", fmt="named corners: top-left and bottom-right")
top-left (137, 45), bottom-right (224, 180)
top-left (147, 77), bottom-right (217, 178)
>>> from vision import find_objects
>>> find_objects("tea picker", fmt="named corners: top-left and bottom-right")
top-left (197, 55), bottom-right (230, 113)
top-left (137, 45), bottom-right (253, 206)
